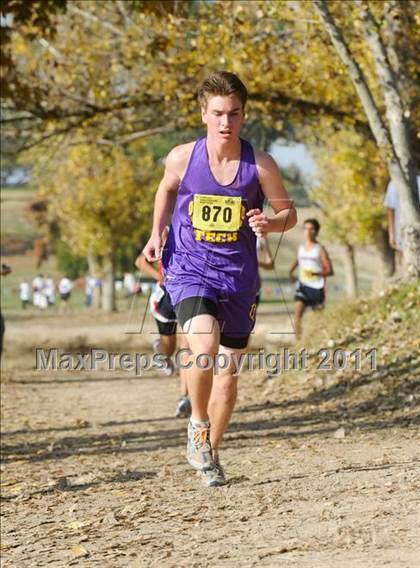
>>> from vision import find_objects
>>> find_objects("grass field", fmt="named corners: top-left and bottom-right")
top-left (1, 187), bottom-right (38, 242)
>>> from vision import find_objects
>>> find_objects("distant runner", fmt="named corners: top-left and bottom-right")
top-left (289, 218), bottom-right (333, 339)
top-left (135, 228), bottom-right (191, 418)
top-left (256, 236), bottom-right (274, 308)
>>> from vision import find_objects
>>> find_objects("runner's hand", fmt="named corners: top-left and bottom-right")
top-left (389, 234), bottom-right (397, 250)
top-left (247, 209), bottom-right (269, 238)
top-left (143, 234), bottom-right (162, 262)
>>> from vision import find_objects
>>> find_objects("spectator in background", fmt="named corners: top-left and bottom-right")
top-left (44, 275), bottom-right (56, 308)
top-left (123, 272), bottom-right (136, 296)
top-left (19, 279), bottom-right (31, 309)
top-left (32, 273), bottom-right (45, 310)
top-left (58, 276), bottom-right (73, 313)
top-left (84, 275), bottom-right (96, 307)
top-left (384, 176), bottom-right (420, 271)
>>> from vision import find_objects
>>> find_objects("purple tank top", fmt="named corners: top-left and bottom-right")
top-left (163, 136), bottom-right (265, 294)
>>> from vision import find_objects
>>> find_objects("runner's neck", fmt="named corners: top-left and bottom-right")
top-left (304, 239), bottom-right (318, 250)
top-left (205, 137), bottom-right (241, 164)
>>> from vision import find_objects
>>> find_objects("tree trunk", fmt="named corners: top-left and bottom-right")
top-left (342, 243), bottom-right (358, 298)
top-left (313, 0), bottom-right (420, 278)
top-left (356, 1), bottom-right (420, 278)
top-left (101, 252), bottom-right (116, 313)
top-left (375, 229), bottom-right (396, 289)
top-left (86, 250), bottom-right (102, 309)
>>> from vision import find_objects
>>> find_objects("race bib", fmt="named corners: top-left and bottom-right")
top-left (300, 268), bottom-right (318, 282)
top-left (191, 194), bottom-right (242, 232)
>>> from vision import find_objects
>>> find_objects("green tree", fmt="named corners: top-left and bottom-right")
top-left (55, 238), bottom-right (88, 280)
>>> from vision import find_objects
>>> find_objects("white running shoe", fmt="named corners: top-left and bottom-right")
top-left (175, 396), bottom-right (192, 418)
top-left (187, 421), bottom-right (214, 471)
top-left (162, 358), bottom-right (175, 376)
top-left (201, 450), bottom-right (226, 487)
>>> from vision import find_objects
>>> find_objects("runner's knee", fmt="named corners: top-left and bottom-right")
top-left (212, 375), bottom-right (237, 403)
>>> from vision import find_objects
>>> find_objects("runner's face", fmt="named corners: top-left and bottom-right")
top-left (304, 223), bottom-right (317, 241)
top-left (201, 95), bottom-right (244, 142)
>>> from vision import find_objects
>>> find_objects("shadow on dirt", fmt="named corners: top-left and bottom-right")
top-left (1, 357), bottom-right (418, 474)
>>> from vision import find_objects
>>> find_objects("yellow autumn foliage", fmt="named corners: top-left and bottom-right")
top-left (37, 144), bottom-right (159, 257)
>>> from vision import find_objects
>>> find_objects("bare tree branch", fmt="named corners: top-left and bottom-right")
top-left (313, 0), bottom-right (420, 276)
top-left (250, 91), bottom-right (372, 138)
top-left (98, 125), bottom-right (175, 146)
top-left (312, 0), bottom-right (393, 155)
top-left (67, 5), bottom-right (123, 36)
top-left (18, 117), bottom-right (89, 152)
top-left (356, 0), bottom-right (415, 181)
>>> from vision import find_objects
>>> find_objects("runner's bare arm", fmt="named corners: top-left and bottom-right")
top-left (313, 247), bottom-right (334, 277)
top-left (247, 150), bottom-right (297, 237)
top-left (257, 237), bottom-right (274, 269)
top-left (386, 208), bottom-right (397, 249)
top-left (143, 143), bottom-right (193, 262)
top-left (134, 253), bottom-right (162, 283)
top-left (289, 256), bottom-right (298, 283)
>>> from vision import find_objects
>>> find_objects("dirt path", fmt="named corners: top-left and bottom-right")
top-left (1, 359), bottom-right (419, 568)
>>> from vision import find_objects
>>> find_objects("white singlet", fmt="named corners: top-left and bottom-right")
top-left (297, 243), bottom-right (324, 289)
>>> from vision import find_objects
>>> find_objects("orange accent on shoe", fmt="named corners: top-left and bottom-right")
top-left (193, 426), bottom-right (209, 447)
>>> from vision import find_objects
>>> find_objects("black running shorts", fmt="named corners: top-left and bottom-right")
top-left (294, 282), bottom-right (325, 308)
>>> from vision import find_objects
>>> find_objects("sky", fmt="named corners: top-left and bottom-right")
top-left (270, 143), bottom-right (317, 179)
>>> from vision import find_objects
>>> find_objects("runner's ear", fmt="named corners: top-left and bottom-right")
top-left (201, 105), bottom-right (208, 124)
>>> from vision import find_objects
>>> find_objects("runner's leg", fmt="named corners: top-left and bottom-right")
top-left (158, 334), bottom-right (176, 357)
top-left (294, 300), bottom-right (306, 340)
top-left (182, 313), bottom-right (220, 422)
top-left (178, 332), bottom-right (189, 397)
top-left (207, 344), bottom-right (243, 450)
top-left (174, 332), bottom-right (192, 417)
top-left (154, 318), bottom-right (177, 376)
top-left (177, 313), bottom-right (220, 471)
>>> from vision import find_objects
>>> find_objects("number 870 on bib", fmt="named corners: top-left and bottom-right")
top-left (190, 194), bottom-right (243, 232)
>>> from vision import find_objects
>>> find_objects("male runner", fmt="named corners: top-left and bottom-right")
top-left (256, 236), bottom-right (274, 307)
top-left (135, 230), bottom-right (191, 418)
top-left (289, 218), bottom-right (333, 339)
top-left (143, 71), bottom-right (297, 486)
